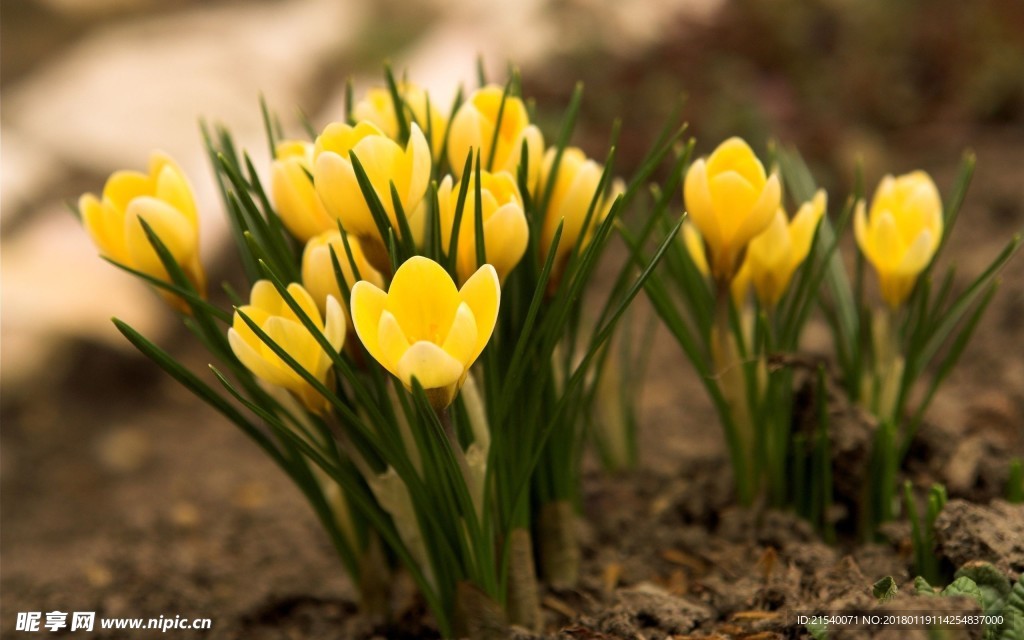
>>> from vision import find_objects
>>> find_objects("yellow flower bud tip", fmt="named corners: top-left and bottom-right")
top-left (301, 230), bottom-right (385, 320)
top-left (80, 151), bottom-right (206, 304)
top-left (683, 137), bottom-right (781, 285)
top-left (745, 189), bottom-right (827, 308)
top-left (681, 220), bottom-right (710, 277)
top-left (313, 120), bottom-right (432, 271)
top-left (448, 85), bottom-right (545, 189)
top-left (539, 147), bottom-right (622, 278)
top-left (350, 256), bottom-right (500, 410)
top-left (228, 280), bottom-right (346, 413)
top-left (436, 170), bottom-right (529, 284)
top-left (270, 140), bottom-right (336, 243)
top-left (353, 83), bottom-right (448, 160)
top-left (854, 171), bottom-right (943, 308)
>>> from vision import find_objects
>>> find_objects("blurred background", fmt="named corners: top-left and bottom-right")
top-left (3, 0), bottom-right (1023, 636)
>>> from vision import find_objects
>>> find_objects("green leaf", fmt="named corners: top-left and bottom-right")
top-left (485, 77), bottom-right (514, 171)
top-left (942, 576), bottom-right (984, 608)
top-left (348, 151), bottom-right (396, 260)
top-left (914, 576), bottom-right (937, 596)
top-left (955, 562), bottom-right (1011, 611)
top-left (806, 619), bottom-right (829, 639)
top-left (873, 576), bottom-right (899, 602)
top-left (445, 152), bottom-right (476, 277)
top-left (112, 319), bottom-right (283, 466)
top-left (537, 82), bottom-right (584, 216)
top-left (1008, 458), bottom-right (1024, 503)
top-left (384, 63), bottom-right (410, 142)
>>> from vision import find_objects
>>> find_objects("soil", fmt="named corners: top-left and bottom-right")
top-left (4, 2), bottom-right (1024, 639)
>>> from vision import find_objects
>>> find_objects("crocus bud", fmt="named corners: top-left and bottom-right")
top-left (539, 147), bottom-right (622, 281)
top-left (350, 256), bottom-right (500, 410)
top-left (447, 85), bottom-right (544, 189)
top-left (855, 171), bottom-right (943, 308)
top-left (744, 190), bottom-right (826, 308)
top-left (683, 137), bottom-right (781, 286)
top-left (436, 170), bottom-right (528, 284)
top-left (271, 140), bottom-right (335, 242)
top-left (301, 230), bottom-right (385, 322)
top-left (228, 281), bottom-right (345, 413)
top-left (314, 121), bottom-right (432, 273)
top-left (353, 83), bottom-right (448, 161)
top-left (80, 152), bottom-right (206, 310)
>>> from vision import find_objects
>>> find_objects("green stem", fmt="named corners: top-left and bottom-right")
top-left (712, 285), bottom-right (754, 503)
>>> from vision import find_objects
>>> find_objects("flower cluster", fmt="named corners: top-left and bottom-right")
top-left (78, 66), bottom-right (1014, 637)
top-left (78, 73), bottom-right (652, 638)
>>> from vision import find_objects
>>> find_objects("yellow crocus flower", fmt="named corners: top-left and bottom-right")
top-left (313, 121), bottom-right (432, 272)
top-left (436, 170), bottom-right (528, 284)
top-left (350, 256), bottom-right (500, 410)
top-left (271, 140), bottom-right (336, 242)
top-left (539, 147), bottom-right (622, 280)
top-left (744, 190), bottom-right (826, 308)
top-left (79, 151), bottom-right (206, 310)
top-left (855, 171), bottom-right (943, 308)
top-left (447, 85), bottom-right (544, 189)
top-left (302, 230), bottom-right (385, 321)
top-left (228, 280), bottom-right (345, 413)
top-left (353, 83), bottom-right (448, 161)
top-left (683, 137), bottom-right (781, 286)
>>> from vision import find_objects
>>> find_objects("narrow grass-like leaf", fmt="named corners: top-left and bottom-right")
top-left (484, 78), bottom-right (513, 172)
top-left (538, 82), bottom-right (584, 216)
top-left (384, 63), bottom-right (410, 141)
top-left (349, 151), bottom-right (396, 254)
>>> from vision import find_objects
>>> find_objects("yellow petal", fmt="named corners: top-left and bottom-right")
top-left (789, 190), bottom-right (826, 262)
top-left (683, 159), bottom-right (722, 253)
top-left (232, 304), bottom-right (272, 344)
top-left (404, 123), bottom-right (432, 211)
top-left (518, 125), bottom-right (545, 194)
top-left (681, 221), bottom-right (710, 277)
top-left (273, 157), bottom-right (333, 242)
top-left (377, 310), bottom-right (412, 377)
top-left (314, 151), bottom-right (376, 239)
top-left (396, 341), bottom-right (465, 391)
top-left (747, 208), bottom-right (790, 271)
top-left (386, 256), bottom-right (461, 344)
top-left (103, 170), bottom-right (151, 213)
top-left (124, 196), bottom-right (196, 276)
top-left (853, 200), bottom-right (871, 261)
top-left (250, 280), bottom-right (282, 314)
top-left (896, 230), bottom-right (935, 275)
top-left (350, 135), bottom-right (406, 218)
top-left (81, 193), bottom-right (130, 262)
top-left (436, 174), bottom-right (456, 253)
top-left (350, 280), bottom-right (389, 368)
top-left (447, 106), bottom-right (484, 177)
top-left (705, 137), bottom-right (766, 188)
top-left (263, 316), bottom-right (317, 386)
top-left (458, 264), bottom-right (500, 362)
top-left (285, 282), bottom-right (324, 328)
top-left (870, 210), bottom-right (904, 271)
top-left (730, 172), bottom-right (781, 248)
top-left (323, 294), bottom-right (347, 352)
top-left (153, 161), bottom-right (198, 226)
top-left (708, 170), bottom-right (758, 243)
top-left (301, 239), bottom-right (343, 314)
top-left (228, 326), bottom-right (293, 387)
top-left (479, 202), bottom-right (529, 283)
top-left (440, 302), bottom-right (479, 366)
